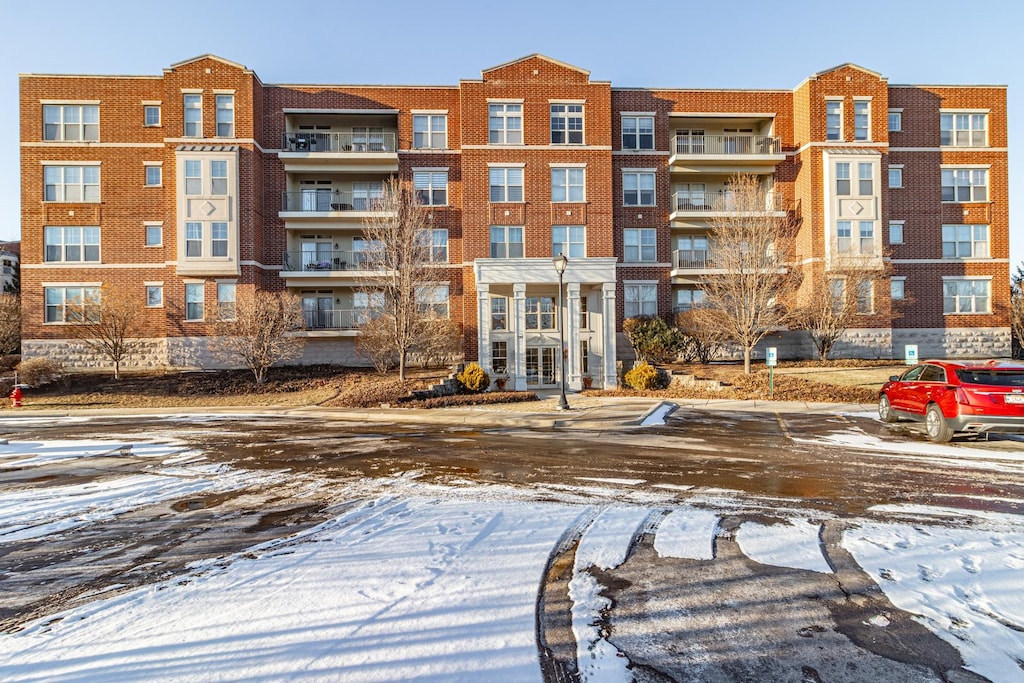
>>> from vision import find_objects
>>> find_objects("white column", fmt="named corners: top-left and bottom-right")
top-left (477, 283), bottom-right (491, 376)
top-left (601, 281), bottom-right (618, 389)
top-left (566, 281), bottom-right (581, 389)
top-left (512, 282), bottom-right (527, 391)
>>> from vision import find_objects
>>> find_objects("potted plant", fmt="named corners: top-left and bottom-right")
top-left (494, 376), bottom-right (508, 391)
top-left (581, 375), bottom-right (593, 390)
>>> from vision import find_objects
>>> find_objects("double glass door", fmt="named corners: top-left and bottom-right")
top-left (526, 347), bottom-right (557, 387)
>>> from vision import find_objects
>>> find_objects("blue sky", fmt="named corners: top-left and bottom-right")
top-left (2, 0), bottom-right (1021, 267)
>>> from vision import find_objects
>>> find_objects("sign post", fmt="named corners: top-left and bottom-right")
top-left (904, 344), bottom-right (919, 366)
top-left (766, 347), bottom-right (778, 399)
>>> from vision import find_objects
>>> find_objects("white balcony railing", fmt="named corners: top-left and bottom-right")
top-left (672, 190), bottom-right (784, 213)
top-left (672, 134), bottom-right (781, 156)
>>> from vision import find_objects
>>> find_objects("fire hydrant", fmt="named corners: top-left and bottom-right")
top-left (10, 386), bottom-right (22, 408)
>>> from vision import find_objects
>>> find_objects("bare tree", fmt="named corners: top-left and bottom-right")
top-left (210, 289), bottom-right (305, 385)
top-left (0, 294), bottom-right (19, 356)
top-left (700, 174), bottom-right (800, 373)
top-left (360, 177), bottom-right (449, 380)
top-left (674, 308), bottom-right (727, 364)
top-left (1011, 262), bottom-right (1024, 360)
top-left (66, 286), bottom-right (141, 379)
top-left (411, 314), bottom-right (462, 368)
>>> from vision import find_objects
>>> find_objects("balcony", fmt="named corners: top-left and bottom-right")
top-left (672, 250), bottom-right (716, 273)
top-left (282, 250), bottom-right (383, 275)
top-left (301, 308), bottom-right (364, 331)
top-left (278, 131), bottom-right (399, 173)
top-left (670, 190), bottom-right (785, 222)
top-left (279, 191), bottom-right (396, 228)
top-left (669, 134), bottom-right (784, 173)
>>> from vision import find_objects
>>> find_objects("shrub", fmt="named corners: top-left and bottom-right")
top-left (624, 361), bottom-right (666, 391)
top-left (15, 357), bottom-right (64, 387)
top-left (623, 316), bottom-right (685, 364)
top-left (456, 362), bottom-right (490, 393)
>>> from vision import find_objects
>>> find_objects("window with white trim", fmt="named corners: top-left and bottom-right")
top-left (858, 162), bottom-right (873, 195)
top-left (941, 112), bottom-right (987, 147)
top-left (212, 222), bottom-right (228, 257)
top-left (489, 167), bottom-right (524, 202)
top-left (491, 341), bottom-right (508, 374)
top-left (830, 278), bottom-right (846, 314)
top-left (888, 110), bottom-right (902, 132)
top-left (859, 221), bottom-right (874, 254)
top-left (551, 167), bottom-right (585, 202)
top-left (44, 286), bottom-right (100, 323)
top-left (44, 165), bottom-right (100, 202)
top-left (352, 181), bottom-right (384, 211)
top-left (185, 222), bottom-right (203, 257)
top-left (550, 103), bottom-right (583, 144)
top-left (624, 228), bottom-right (656, 262)
top-left (44, 226), bottom-right (100, 262)
top-left (835, 162), bottom-right (850, 195)
top-left (854, 100), bottom-right (870, 141)
top-left (491, 297), bottom-right (507, 330)
top-left (488, 103), bottom-right (522, 144)
top-left (676, 235), bottom-right (708, 267)
top-left (217, 282), bottom-right (236, 320)
top-left (622, 115), bottom-right (654, 150)
top-left (145, 165), bottom-right (162, 187)
top-left (944, 278), bottom-right (990, 314)
top-left (354, 291), bottom-right (385, 324)
top-left (490, 226), bottom-right (523, 258)
top-left (941, 169), bottom-right (988, 202)
top-left (184, 160), bottom-right (202, 195)
top-left (43, 104), bottom-right (99, 141)
top-left (837, 221), bottom-right (852, 253)
top-left (580, 296), bottom-right (588, 329)
top-left (185, 283), bottom-right (204, 320)
top-left (623, 171), bottom-right (655, 206)
top-left (675, 287), bottom-right (705, 312)
top-left (888, 221), bottom-right (904, 245)
top-left (144, 105), bottom-right (161, 127)
top-left (413, 114), bottom-right (447, 149)
top-left (183, 94), bottom-right (202, 137)
top-left (552, 226), bottom-right (585, 258)
top-left (826, 100), bottom-right (842, 141)
top-left (431, 228), bottom-right (448, 262)
top-left (890, 278), bottom-right (905, 301)
top-left (888, 165), bottom-right (903, 188)
top-left (146, 284), bottom-right (163, 307)
top-left (145, 224), bottom-right (163, 247)
top-left (942, 224), bottom-right (989, 258)
top-left (215, 94), bottom-right (234, 137)
top-left (525, 297), bottom-right (555, 330)
top-left (624, 283), bottom-right (657, 318)
top-left (417, 285), bottom-right (449, 317)
top-left (414, 171), bottom-right (448, 205)
top-left (210, 160), bottom-right (228, 195)
top-left (856, 280), bottom-right (874, 314)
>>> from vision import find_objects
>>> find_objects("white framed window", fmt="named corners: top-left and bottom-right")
top-left (491, 297), bottom-right (507, 331)
top-left (941, 112), bottom-right (987, 147)
top-left (552, 226), bottom-right (585, 258)
top-left (413, 114), bottom-right (447, 149)
top-left (417, 284), bottom-right (449, 317)
top-left (890, 277), bottom-right (906, 302)
top-left (943, 278), bottom-right (990, 314)
top-left (888, 221), bottom-right (904, 245)
top-left (826, 99), bottom-right (843, 141)
top-left (183, 93), bottom-right (202, 137)
top-left (624, 228), bottom-right (657, 262)
top-left (144, 105), bottom-right (161, 127)
top-left (145, 165), bottom-right (162, 187)
top-left (43, 165), bottom-right (100, 202)
top-left (624, 283), bottom-right (658, 318)
top-left (835, 162), bottom-right (850, 195)
top-left (525, 297), bottom-right (555, 330)
top-left (43, 104), bottom-right (99, 141)
top-left (217, 282), bottom-right (236, 320)
top-left (858, 162), bottom-right (873, 195)
top-left (623, 171), bottom-right (655, 206)
top-left (888, 109), bottom-right (902, 132)
top-left (551, 167), bottom-right (584, 202)
top-left (859, 221), bottom-right (874, 254)
top-left (353, 291), bottom-right (385, 324)
top-left (854, 100), bottom-right (870, 141)
top-left (830, 278), bottom-right (846, 314)
top-left (431, 228), bottom-right (448, 262)
top-left (146, 284), bottom-right (163, 308)
top-left (44, 286), bottom-right (100, 323)
top-left (676, 235), bottom-right (708, 267)
top-left (888, 165), bottom-right (903, 188)
top-left (580, 296), bottom-right (589, 329)
top-left (942, 224), bottom-right (989, 258)
top-left (488, 103), bottom-right (522, 144)
top-left (185, 282), bottom-right (204, 321)
top-left (211, 222), bottom-right (228, 257)
top-left (489, 167), bottom-right (524, 202)
top-left (490, 226), bottom-right (524, 258)
top-left (675, 287), bottom-right (705, 312)
top-left (414, 171), bottom-right (448, 206)
top-left (184, 160), bottom-right (202, 195)
top-left (550, 103), bottom-right (584, 144)
top-left (145, 224), bottom-right (163, 247)
top-left (491, 340), bottom-right (508, 374)
top-left (856, 280), bottom-right (874, 314)
top-left (837, 220), bottom-right (852, 253)
top-left (211, 160), bottom-right (228, 195)
top-left (44, 226), bottom-right (100, 262)
top-left (185, 222), bottom-right (203, 257)
top-left (941, 168), bottom-right (988, 202)
top-left (215, 94), bottom-right (234, 137)
top-left (622, 115), bottom-right (654, 150)
top-left (352, 181), bottom-right (384, 211)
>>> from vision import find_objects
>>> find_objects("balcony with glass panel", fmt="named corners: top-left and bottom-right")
top-left (278, 112), bottom-right (399, 172)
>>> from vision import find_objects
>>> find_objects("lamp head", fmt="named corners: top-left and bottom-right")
top-left (552, 253), bottom-right (568, 274)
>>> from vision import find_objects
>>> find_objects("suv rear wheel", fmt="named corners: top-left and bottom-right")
top-left (925, 404), bottom-right (954, 443)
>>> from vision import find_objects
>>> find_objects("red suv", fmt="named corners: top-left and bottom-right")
top-left (878, 360), bottom-right (1024, 442)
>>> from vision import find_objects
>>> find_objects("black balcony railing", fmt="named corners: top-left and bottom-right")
top-left (281, 132), bottom-right (397, 153)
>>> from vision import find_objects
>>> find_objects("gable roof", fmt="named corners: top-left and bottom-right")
top-left (811, 63), bottom-right (885, 80)
top-left (166, 54), bottom-right (251, 73)
top-left (480, 54), bottom-right (590, 78)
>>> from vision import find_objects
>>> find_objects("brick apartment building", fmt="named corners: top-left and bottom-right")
top-left (18, 54), bottom-right (1011, 389)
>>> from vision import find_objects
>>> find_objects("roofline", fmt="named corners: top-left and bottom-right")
top-left (481, 53), bottom-right (590, 77)
top-left (19, 73), bottom-right (161, 79)
top-left (266, 83), bottom-right (459, 90)
top-left (889, 83), bottom-right (1007, 89)
top-left (166, 53), bottom-right (250, 73)
top-left (613, 86), bottom-right (791, 94)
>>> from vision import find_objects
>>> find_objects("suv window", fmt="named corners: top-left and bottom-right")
top-left (955, 369), bottom-right (1024, 386)
top-left (920, 365), bottom-right (946, 382)
top-left (901, 366), bottom-right (926, 381)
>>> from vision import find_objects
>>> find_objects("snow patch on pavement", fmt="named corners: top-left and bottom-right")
top-left (736, 518), bottom-right (832, 574)
top-left (654, 507), bottom-right (719, 560)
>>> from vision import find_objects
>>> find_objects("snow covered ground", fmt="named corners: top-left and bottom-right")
top-left (1, 436), bottom-right (1023, 682)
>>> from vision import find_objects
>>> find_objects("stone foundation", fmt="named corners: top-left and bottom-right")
top-left (892, 327), bottom-right (1011, 359)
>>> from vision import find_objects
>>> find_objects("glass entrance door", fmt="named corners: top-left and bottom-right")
top-left (526, 347), bottom-right (558, 387)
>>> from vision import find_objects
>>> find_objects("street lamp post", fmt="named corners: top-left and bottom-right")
top-left (553, 254), bottom-right (569, 410)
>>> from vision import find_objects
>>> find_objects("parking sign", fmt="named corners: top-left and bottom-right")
top-left (904, 344), bottom-right (918, 365)
top-left (766, 347), bottom-right (778, 367)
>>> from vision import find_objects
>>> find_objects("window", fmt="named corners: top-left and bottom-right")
top-left (551, 167), bottom-right (585, 202)
top-left (145, 224), bottom-right (162, 247)
top-left (354, 291), bottom-right (385, 324)
top-left (622, 115), bottom-right (654, 150)
top-left (185, 222), bottom-right (203, 257)
top-left (854, 100), bottom-right (870, 141)
top-left (43, 104), bottom-right (99, 141)
top-left (491, 298), bottom-right (507, 330)
top-left (431, 229), bottom-right (448, 262)
top-left (888, 165), bottom-right (903, 188)
top-left (184, 160), bottom-right (202, 195)
top-left (676, 235), bottom-right (708, 267)
top-left (624, 283), bottom-right (657, 318)
top-left (888, 221), bottom-right (904, 245)
top-left (550, 104), bottom-right (584, 144)
top-left (859, 221), bottom-right (874, 254)
top-left (352, 181), bottom-right (384, 210)
top-left (826, 100), bottom-right (842, 141)
top-left (676, 288), bottom-right (705, 311)
top-left (217, 282), bottom-right (236, 320)
top-left (580, 296), bottom-right (588, 329)
top-left (856, 280), bottom-right (874, 314)
top-left (888, 110), bottom-right (902, 132)
top-left (941, 112), bottom-right (987, 147)
top-left (145, 165), bottom-right (162, 187)
top-left (490, 226), bottom-right (524, 258)
top-left (146, 285), bottom-right (163, 307)
top-left (144, 105), bottom-right (161, 127)
top-left (624, 228), bottom-right (656, 262)
top-left (210, 160), bottom-right (227, 195)
top-left (185, 283), bottom-right (204, 320)
top-left (489, 167), bottom-right (524, 202)
top-left (211, 222), bottom-right (228, 257)
top-left (835, 162), bottom-right (850, 195)
top-left (837, 221), bottom-right (852, 253)
top-left (858, 162), bottom-right (873, 195)
top-left (417, 285), bottom-right (449, 317)
top-left (944, 278), bottom-right (990, 314)
top-left (830, 279), bottom-right (846, 313)
top-left (183, 94), bottom-right (202, 137)
top-left (44, 286), bottom-right (100, 323)
top-left (580, 339), bottom-right (590, 374)
top-left (941, 169), bottom-right (988, 202)
top-left (43, 165), bottom-right (100, 202)
top-left (44, 226), bottom-right (100, 263)
top-left (890, 278), bottom-right (905, 301)
top-left (526, 297), bottom-right (555, 330)
top-left (552, 226), bottom-right (585, 258)
top-left (414, 171), bottom-right (448, 205)
top-left (942, 225), bottom-right (989, 258)
top-left (413, 114), bottom-right (447, 149)
top-left (215, 95), bottom-right (234, 137)
top-left (491, 341), bottom-right (508, 374)
top-left (623, 171), bottom-right (655, 206)
top-left (488, 103), bottom-right (522, 144)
